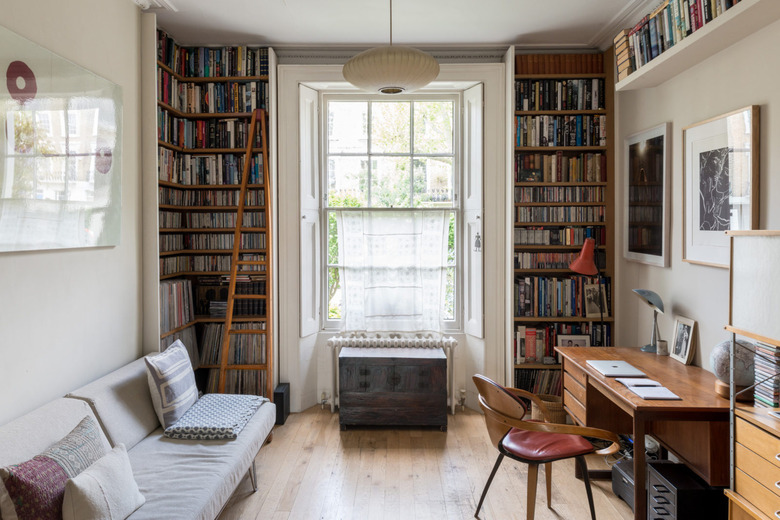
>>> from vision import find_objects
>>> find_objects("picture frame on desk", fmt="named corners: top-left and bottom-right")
top-left (624, 123), bottom-right (670, 267)
top-left (671, 316), bottom-right (696, 365)
top-left (683, 106), bottom-right (759, 268)
top-left (558, 334), bottom-right (590, 348)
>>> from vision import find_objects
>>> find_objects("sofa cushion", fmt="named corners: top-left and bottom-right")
top-left (62, 444), bottom-right (145, 520)
top-left (164, 394), bottom-right (267, 440)
top-left (0, 415), bottom-right (108, 520)
top-left (66, 359), bottom-right (159, 451)
top-left (126, 399), bottom-right (275, 520)
top-left (144, 342), bottom-right (198, 429)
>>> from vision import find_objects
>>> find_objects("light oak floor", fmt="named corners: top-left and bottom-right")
top-left (220, 406), bottom-right (634, 520)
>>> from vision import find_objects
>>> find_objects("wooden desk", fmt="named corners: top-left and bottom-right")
top-left (556, 347), bottom-right (730, 520)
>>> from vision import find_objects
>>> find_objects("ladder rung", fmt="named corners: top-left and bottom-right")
top-left (228, 329), bottom-right (266, 335)
top-left (231, 294), bottom-right (266, 300)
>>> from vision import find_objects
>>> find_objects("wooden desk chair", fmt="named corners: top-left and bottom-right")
top-left (472, 374), bottom-right (620, 520)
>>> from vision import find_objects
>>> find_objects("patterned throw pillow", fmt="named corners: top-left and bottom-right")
top-left (144, 340), bottom-right (198, 429)
top-left (164, 394), bottom-right (267, 440)
top-left (0, 415), bottom-right (107, 520)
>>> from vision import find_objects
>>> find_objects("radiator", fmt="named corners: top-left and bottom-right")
top-left (327, 334), bottom-right (458, 414)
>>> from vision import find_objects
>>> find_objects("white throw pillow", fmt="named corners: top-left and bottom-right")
top-left (62, 444), bottom-right (145, 520)
top-left (144, 340), bottom-right (198, 428)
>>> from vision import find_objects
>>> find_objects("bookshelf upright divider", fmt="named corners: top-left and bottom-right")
top-left (511, 52), bottom-right (615, 396)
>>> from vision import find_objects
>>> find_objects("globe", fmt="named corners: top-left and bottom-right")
top-left (710, 339), bottom-right (755, 386)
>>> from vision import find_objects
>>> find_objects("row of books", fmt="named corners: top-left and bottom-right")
top-left (160, 325), bottom-right (200, 369)
top-left (158, 110), bottom-right (264, 150)
top-left (514, 323), bottom-right (611, 363)
top-left (516, 152), bottom-right (607, 183)
top-left (515, 186), bottom-right (605, 204)
top-left (160, 254), bottom-right (266, 277)
top-left (515, 205), bottom-right (605, 224)
top-left (200, 322), bottom-right (267, 365)
top-left (516, 115), bottom-right (607, 147)
top-left (614, 0), bottom-right (743, 81)
top-left (160, 233), bottom-right (267, 252)
top-left (204, 369), bottom-right (268, 396)
top-left (514, 79), bottom-right (605, 112)
top-left (158, 211), bottom-right (265, 229)
top-left (514, 250), bottom-right (606, 270)
top-left (629, 185), bottom-right (664, 203)
top-left (628, 206), bottom-right (663, 223)
top-left (514, 369), bottom-right (562, 396)
top-left (754, 342), bottom-right (779, 408)
top-left (158, 71), bottom-right (268, 114)
top-left (515, 53), bottom-right (604, 75)
top-left (195, 275), bottom-right (268, 317)
top-left (514, 275), bottom-right (612, 318)
top-left (159, 187), bottom-right (265, 207)
top-left (628, 228), bottom-right (663, 251)
top-left (157, 30), bottom-right (270, 78)
top-left (513, 226), bottom-right (606, 246)
top-left (158, 149), bottom-right (264, 186)
top-left (159, 279), bottom-right (195, 334)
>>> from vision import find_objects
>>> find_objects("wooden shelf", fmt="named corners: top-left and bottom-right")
top-left (515, 146), bottom-right (606, 152)
top-left (200, 364), bottom-right (269, 370)
top-left (157, 101), bottom-right (254, 119)
top-left (159, 227), bottom-right (268, 233)
top-left (157, 60), bottom-right (268, 83)
top-left (514, 363), bottom-right (561, 370)
top-left (515, 73), bottom-right (605, 80)
top-left (515, 109), bottom-right (607, 116)
top-left (158, 140), bottom-right (263, 154)
top-left (514, 316), bottom-right (614, 323)
top-left (514, 222), bottom-right (606, 227)
top-left (616, 0), bottom-right (780, 91)
top-left (159, 180), bottom-right (265, 190)
top-left (160, 248), bottom-right (266, 256)
top-left (515, 181), bottom-right (607, 187)
top-left (514, 201), bottom-right (605, 207)
top-left (514, 244), bottom-right (605, 250)
top-left (195, 315), bottom-right (268, 323)
top-left (159, 205), bottom-right (265, 211)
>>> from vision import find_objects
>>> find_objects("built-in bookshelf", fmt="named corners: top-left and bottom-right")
top-left (511, 52), bottom-right (615, 395)
top-left (155, 28), bottom-right (273, 398)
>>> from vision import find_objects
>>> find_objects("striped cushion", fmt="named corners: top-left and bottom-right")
top-left (144, 341), bottom-right (198, 429)
top-left (0, 415), bottom-right (107, 520)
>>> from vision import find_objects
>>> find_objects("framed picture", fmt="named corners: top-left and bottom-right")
top-left (624, 123), bottom-right (670, 267)
top-left (583, 283), bottom-right (608, 318)
top-left (671, 316), bottom-right (696, 364)
top-left (557, 334), bottom-right (590, 348)
top-left (683, 106), bottom-right (759, 268)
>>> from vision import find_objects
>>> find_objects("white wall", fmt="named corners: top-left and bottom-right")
top-left (614, 18), bottom-right (780, 369)
top-left (0, 0), bottom-right (143, 425)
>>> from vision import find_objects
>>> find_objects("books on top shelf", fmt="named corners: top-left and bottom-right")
top-left (514, 78), bottom-right (605, 111)
top-left (157, 29), bottom-right (269, 78)
top-left (754, 342), bottom-right (779, 408)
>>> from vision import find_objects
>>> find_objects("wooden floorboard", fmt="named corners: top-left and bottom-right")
top-left (220, 406), bottom-right (634, 520)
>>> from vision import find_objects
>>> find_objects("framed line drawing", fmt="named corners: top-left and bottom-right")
top-left (624, 123), bottom-right (670, 267)
top-left (683, 106), bottom-right (759, 268)
top-left (671, 316), bottom-right (696, 365)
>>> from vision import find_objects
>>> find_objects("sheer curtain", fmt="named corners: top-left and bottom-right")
top-left (337, 210), bottom-right (448, 332)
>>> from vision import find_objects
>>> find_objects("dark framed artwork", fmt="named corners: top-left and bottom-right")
top-left (624, 123), bottom-right (670, 267)
top-left (683, 106), bottom-right (759, 268)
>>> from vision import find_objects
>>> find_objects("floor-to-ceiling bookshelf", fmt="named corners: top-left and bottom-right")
top-left (511, 52), bottom-right (615, 395)
top-left (152, 28), bottom-right (274, 398)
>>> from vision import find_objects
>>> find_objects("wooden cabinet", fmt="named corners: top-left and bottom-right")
top-left (730, 409), bottom-right (780, 519)
top-left (339, 347), bottom-right (447, 431)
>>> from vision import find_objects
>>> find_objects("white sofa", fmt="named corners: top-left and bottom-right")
top-left (0, 358), bottom-right (276, 520)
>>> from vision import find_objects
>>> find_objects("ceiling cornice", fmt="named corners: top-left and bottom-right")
top-left (274, 47), bottom-right (510, 65)
top-left (590, 0), bottom-right (657, 50)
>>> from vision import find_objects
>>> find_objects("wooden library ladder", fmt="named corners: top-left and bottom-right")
top-left (217, 108), bottom-right (273, 398)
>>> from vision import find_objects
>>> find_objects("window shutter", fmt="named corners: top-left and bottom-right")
top-left (299, 85), bottom-right (320, 337)
top-left (463, 84), bottom-right (483, 338)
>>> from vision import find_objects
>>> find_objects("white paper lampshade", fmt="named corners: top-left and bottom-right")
top-left (343, 45), bottom-right (440, 95)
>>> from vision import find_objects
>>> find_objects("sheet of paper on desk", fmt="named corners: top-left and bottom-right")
top-left (616, 378), bottom-right (661, 387)
top-left (628, 386), bottom-right (681, 400)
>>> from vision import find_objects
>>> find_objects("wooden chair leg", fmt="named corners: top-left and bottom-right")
top-left (575, 456), bottom-right (597, 520)
top-left (526, 463), bottom-right (539, 520)
top-left (545, 462), bottom-right (552, 508)
top-left (474, 453), bottom-right (504, 518)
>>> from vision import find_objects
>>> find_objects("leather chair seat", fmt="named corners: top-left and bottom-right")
top-left (502, 428), bottom-right (594, 461)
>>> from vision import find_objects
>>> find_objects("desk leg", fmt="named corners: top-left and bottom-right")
top-left (633, 414), bottom-right (647, 520)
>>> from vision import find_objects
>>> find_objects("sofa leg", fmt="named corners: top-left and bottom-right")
top-left (248, 460), bottom-right (258, 493)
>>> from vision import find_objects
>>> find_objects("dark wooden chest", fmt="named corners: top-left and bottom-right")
top-left (338, 347), bottom-right (447, 431)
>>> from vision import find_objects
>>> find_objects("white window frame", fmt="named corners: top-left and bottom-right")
top-left (321, 92), bottom-right (463, 332)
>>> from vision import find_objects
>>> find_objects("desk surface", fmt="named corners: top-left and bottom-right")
top-left (556, 347), bottom-right (729, 412)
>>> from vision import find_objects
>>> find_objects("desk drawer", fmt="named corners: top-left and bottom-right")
top-left (736, 442), bottom-right (780, 499)
top-left (736, 418), bottom-right (780, 470)
top-left (563, 388), bottom-right (585, 425)
top-left (563, 358), bottom-right (588, 387)
top-left (735, 468), bottom-right (780, 518)
top-left (565, 376), bottom-right (586, 406)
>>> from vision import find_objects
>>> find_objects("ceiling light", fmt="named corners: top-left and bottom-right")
top-left (343, 0), bottom-right (439, 95)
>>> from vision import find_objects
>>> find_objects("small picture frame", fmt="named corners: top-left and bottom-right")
top-left (584, 283), bottom-right (608, 318)
top-left (558, 334), bottom-right (590, 348)
top-left (671, 316), bottom-right (696, 364)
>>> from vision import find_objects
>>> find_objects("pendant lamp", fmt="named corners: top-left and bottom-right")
top-left (343, 0), bottom-right (439, 94)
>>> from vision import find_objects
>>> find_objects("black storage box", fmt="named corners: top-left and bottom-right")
top-left (647, 461), bottom-right (727, 520)
top-left (274, 383), bottom-right (290, 425)
top-left (611, 460), bottom-right (635, 512)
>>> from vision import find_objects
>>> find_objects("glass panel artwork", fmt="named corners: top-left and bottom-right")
top-left (0, 24), bottom-right (122, 252)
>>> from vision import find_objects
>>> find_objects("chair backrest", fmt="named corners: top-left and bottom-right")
top-left (472, 374), bottom-right (528, 448)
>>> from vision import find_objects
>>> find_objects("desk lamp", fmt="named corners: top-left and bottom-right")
top-left (632, 289), bottom-right (664, 353)
top-left (570, 238), bottom-right (605, 345)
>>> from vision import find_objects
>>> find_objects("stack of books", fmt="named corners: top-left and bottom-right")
top-left (754, 342), bottom-right (780, 408)
top-left (613, 30), bottom-right (633, 81)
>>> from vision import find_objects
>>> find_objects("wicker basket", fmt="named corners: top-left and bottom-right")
top-left (530, 394), bottom-right (566, 424)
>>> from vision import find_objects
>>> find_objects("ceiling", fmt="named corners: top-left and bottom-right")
top-left (150, 0), bottom-right (650, 51)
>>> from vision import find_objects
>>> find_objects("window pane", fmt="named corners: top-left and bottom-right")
top-left (327, 210), bottom-right (339, 264)
top-left (328, 157), bottom-right (368, 207)
top-left (328, 102), bottom-right (367, 154)
top-left (414, 101), bottom-right (452, 154)
top-left (371, 157), bottom-right (410, 208)
top-left (327, 267), bottom-right (342, 319)
top-left (443, 267), bottom-right (455, 321)
top-left (447, 212), bottom-right (456, 266)
top-left (413, 157), bottom-right (453, 207)
top-left (371, 102), bottom-right (410, 154)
